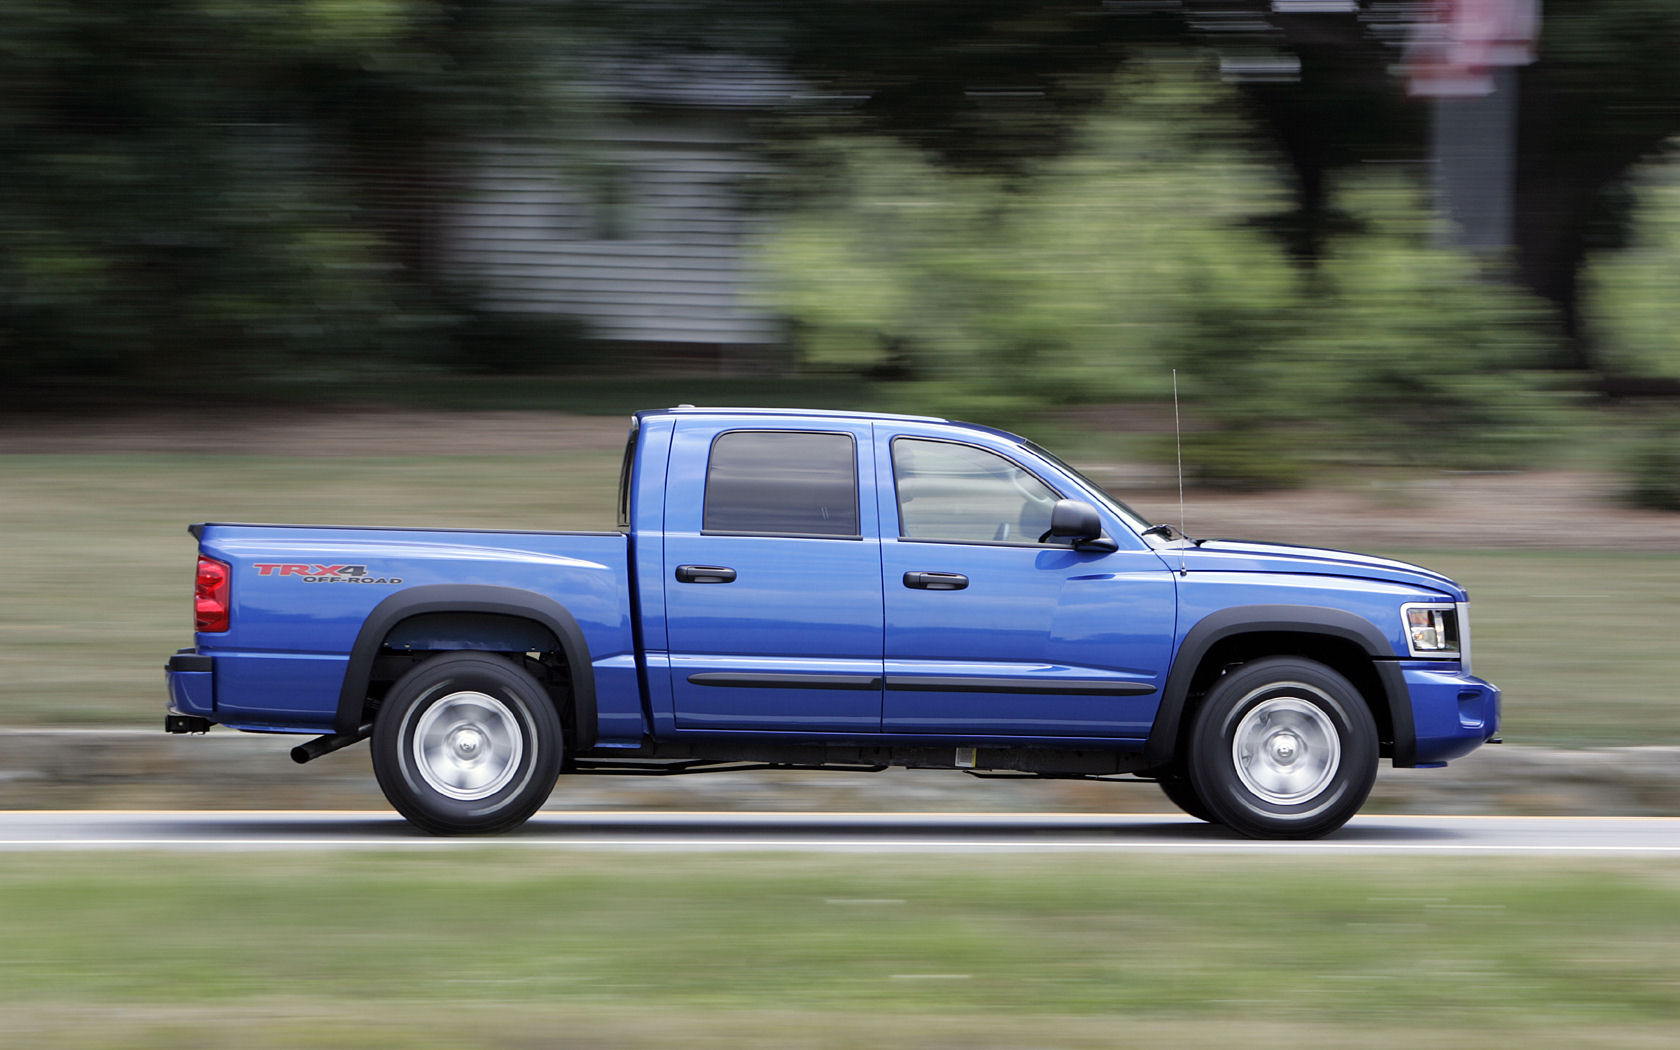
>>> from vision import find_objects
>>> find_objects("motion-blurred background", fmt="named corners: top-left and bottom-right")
top-left (3, 0), bottom-right (1675, 745)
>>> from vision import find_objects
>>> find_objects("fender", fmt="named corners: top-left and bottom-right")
top-left (1144, 604), bottom-right (1415, 768)
top-left (334, 584), bottom-right (598, 748)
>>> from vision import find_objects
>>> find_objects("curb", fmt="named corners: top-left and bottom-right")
top-left (2, 730), bottom-right (1675, 816)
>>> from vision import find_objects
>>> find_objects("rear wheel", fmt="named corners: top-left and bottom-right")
top-left (371, 651), bottom-right (563, 835)
top-left (1187, 656), bottom-right (1377, 839)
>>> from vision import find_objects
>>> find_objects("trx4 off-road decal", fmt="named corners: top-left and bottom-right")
top-left (251, 563), bottom-right (404, 584)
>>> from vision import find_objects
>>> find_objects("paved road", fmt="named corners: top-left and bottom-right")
top-left (0, 811), bottom-right (1676, 854)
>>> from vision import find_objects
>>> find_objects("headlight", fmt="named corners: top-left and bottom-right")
top-left (1402, 603), bottom-right (1461, 659)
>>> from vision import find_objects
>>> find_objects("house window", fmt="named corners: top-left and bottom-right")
top-left (588, 166), bottom-right (637, 240)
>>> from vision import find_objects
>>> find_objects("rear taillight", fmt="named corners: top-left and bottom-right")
top-left (194, 555), bottom-right (231, 633)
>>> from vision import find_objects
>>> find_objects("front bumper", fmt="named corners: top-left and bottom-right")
top-left (1401, 664), bottom-right (1501, 766)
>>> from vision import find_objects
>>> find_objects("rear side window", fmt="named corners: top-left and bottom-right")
top-left (703, 431), bottom-right (860, 538)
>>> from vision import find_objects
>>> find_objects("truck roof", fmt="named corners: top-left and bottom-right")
top-left (634, 406), bottom-right (1040, 449)
top-left (638, 405), bottom-right (949, 424)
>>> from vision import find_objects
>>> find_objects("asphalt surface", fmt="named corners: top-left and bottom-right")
top-left (0, 811), bottom-right (1676, 854)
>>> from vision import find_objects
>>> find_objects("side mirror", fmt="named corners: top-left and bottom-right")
top-left (1043, 500), bottom-right (1118, 553)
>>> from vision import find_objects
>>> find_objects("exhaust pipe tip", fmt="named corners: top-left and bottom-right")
top-left (290, 724), bottom-right (373, 765)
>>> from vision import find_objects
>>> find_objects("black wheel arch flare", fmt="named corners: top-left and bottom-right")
top-left (334, 584), bottom-right (598, 748)
top-left (1144, 604), bottom-right (1419, 770)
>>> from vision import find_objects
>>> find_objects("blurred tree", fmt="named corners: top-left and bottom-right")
top-left (0, 0), bottom-right (593, 386)
top-left (722, 0), bottom-right (1680, 385)
top-left (1253, 1), bottom-right (1680, 378)
top-left (1513, 0), bottom-right (1680, 377)
top-left (574, 0), bottom-right (1193, 176)
top-left (8, 0), bottom-right (1678, 401)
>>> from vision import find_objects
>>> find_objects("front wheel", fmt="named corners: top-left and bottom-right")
top-left (371, 651), bottom-right (564, 835)
top-left (1187, 656), bottom-right (1377, 839)
top-left (1156, 772), bottom-right (1219, 824)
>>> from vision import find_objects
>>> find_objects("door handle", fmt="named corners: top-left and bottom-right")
top-left (675, 564), bottom-right (737, 584)
top-left (903, 571), bottom-right (968, 591)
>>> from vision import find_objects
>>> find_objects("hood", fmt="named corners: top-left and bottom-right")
top-left (1171, 539), bottom-right (1467, 601)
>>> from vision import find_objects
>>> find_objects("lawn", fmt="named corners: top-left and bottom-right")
top-left (0, 851), bottom-right (1675, 1049)
top-left (1, 451), bottom-right (1676, 744)
top-left (1379, 550), bottom-right (1680, 746)
top-left (0, 451), bottom-right (622, 728)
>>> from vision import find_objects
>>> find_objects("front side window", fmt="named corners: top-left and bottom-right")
top-left (892, 438), bottom-right (1059, 543)
top-left (703, 431), bottom-right (860, 538)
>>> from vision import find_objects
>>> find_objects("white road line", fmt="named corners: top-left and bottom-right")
top-left (2, 838), bottom-right (1678, 855)
top-left (1, 812), bottom-right (1676, 854)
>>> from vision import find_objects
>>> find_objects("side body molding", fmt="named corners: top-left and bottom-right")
top-left (334, 585), bottom-right (598, 748)
top-left (1144, 604), bottom-right (1415, 768)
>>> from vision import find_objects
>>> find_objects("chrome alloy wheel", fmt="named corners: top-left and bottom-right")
top-left (410, 690), bottom-right (525, 801)
top-left (1231, 692), bottom-right (1341, 806)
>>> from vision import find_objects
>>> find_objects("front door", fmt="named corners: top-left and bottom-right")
top-left (663, 421), bottom-right (884, 733)
top-left (878, 432), bottom-right (1175, 739)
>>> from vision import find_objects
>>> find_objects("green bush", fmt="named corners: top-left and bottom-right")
top-left (447, 309), bottom-right (598, 375)
top-left (1202, 178), bottom-right (1574, 480)
top-left (761, 61), bottom-right (1572, 487)
top-left (1582, 150), bottom-right (1680, 381)
top-left (759, 56), bottom-right (1289, 431)
top-left (1622, 417), bottom-right (1680, 510)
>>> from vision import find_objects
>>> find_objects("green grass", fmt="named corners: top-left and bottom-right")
top-left (0, 851), bottom-right (1676, 1048)
top-left (1, 452), bottom-right (1676, 743)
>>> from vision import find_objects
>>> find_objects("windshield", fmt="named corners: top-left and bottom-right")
top-left (1023, 440), bottom-right (1155, 535)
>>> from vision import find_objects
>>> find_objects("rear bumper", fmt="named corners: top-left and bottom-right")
top-left (1400, 664), bottom-right (1501, 766)
top-left (165, 649), bottom-right (216, 723)
top-left (165, 645), bottom-right (345, 734)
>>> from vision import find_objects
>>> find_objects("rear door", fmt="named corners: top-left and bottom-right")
top-left (878, 428), bottom-right (1175, 739)
top-left (662, 419), bottom-right (884, 732)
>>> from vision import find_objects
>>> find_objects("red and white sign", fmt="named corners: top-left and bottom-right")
top-left (1406, 0), bottom-right (1541, 97)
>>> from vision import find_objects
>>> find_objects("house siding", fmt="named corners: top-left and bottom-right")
top-left (443, 125), bottom-right (784, 350)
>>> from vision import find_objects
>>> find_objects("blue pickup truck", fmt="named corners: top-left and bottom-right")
top-left (165, 406), bottom-right (1500, 838)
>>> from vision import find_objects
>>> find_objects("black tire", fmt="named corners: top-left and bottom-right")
top-left (371, 651), bottom-right (564, 835)
top-left (1186, 656), bottom-right (1378, 839)
top-left (1157, 772), bottom-right (1220, 825)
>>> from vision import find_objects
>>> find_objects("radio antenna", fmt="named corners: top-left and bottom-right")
top-left (1173, 369), bottom-right (1187, 576)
